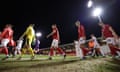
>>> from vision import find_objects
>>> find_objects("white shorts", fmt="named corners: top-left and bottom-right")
top-left (0, 39), bottom-right (9, 47)
top-left (51, 39), bottom-right (59, 47)
top-left (78, 37), bottom-right (86, 45)
top-left (16, 40), bottom-right (23, 50)
top-left (106, 37), bottom-right (115, 45)
top-left (16, 45), bottom-right (22, 50)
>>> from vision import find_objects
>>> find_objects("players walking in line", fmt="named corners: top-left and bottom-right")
top-left (99, 22), bottom-right (120, 57)
top-left (47, 24), bottom-right (66, 60)
top-left (0, 24), bottom-right (14, 60)
top-left (18, 24), bottom-right (36, 60)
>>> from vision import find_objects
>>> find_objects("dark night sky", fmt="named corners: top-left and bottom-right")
top-left (0, 0), bottom-right (120, 48)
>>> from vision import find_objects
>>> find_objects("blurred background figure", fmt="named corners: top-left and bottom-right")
top-left (33, 38), bottom-right (40, 54)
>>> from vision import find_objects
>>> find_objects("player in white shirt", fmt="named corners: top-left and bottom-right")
top-left (14, 39), bottom-right (23, 55)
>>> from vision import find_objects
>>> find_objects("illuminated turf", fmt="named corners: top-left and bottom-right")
top-left (0, 54), bottom-right (120, 72)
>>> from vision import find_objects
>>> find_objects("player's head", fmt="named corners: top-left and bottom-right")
top-left (52, 24), bottom-right (57, 28)
top-left (29, 24), bottom-right (35, 27)
top-left (98, 22), bottom-right (104, 27)
top-left (75, 20), bottom-right (80, 27)
top-left (5, 24), bottom-right (13, 28)
top-left (90, 34), bottom-right (94, 37)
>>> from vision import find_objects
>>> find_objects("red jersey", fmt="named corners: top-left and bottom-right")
top-left (78, 25), bottom-right (85, 39)
top-left (102, 24), bottom-right (113, 38)
top-left (52, 27), bottom-right (59, 40)
top-left (1, 27), bottom-right (13, 40)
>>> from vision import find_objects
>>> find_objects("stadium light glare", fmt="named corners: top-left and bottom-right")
top-left (87, 0), bottom-right (93, 8)
top-left (36, 32), bottom-right (42, 37)
top-left (92, 7), bottom-right (102, 17)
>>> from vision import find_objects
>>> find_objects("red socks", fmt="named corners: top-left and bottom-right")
top-left (49, 48), bottom-right (54, 56)
top-left (49, 47), bottom-right (65, 56)
top-left (57, 47), bottom-right (65, 55)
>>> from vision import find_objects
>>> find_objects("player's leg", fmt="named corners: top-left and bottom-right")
top-left (16, 44), bottom-right (22, 55)
top-left (0, 48), bottom-right (2, 53)
top-left (91, 48), bottom-right (96, 57)
top-left (18, 49), bottom-right (21, 55)
top-left (27, 38), bottom-right (35, 59)
top-left (12, 46), bottom-right (16, 57)
top-left (14, 47), bottom-right (18, 56)
top-left (96, 48), bottom-right (100, 57)
top-left (1, 39), bottom-right (10, 60)
top-left (99, 48), bottom-right (105, 57)
top-left (8, 46), bottom-right (11, 56)
top-left (107, 38), bottom-right (117, 57)
top-left (74, 41), bottom-right (79, 57)
top-left (55, 40), bottom-right (65, 56)
top-left (56, 47), bottom-right (66, 59)
top-left (57, 47), bottom-right (65, 55)
top-left (95, 43), bottom-right (102, 57)
top-left (17, 46), bottom-right (27, 60)
top-left (8, 46), bottom-right (14, 57)
top-left (49, 47), bottom-right (54, 56)
top-left (74, 41), bottom-right (83, 58)
top-left (48, 39), bottom-right (56, 60)
top-left (79, 38), bottom-right (87, 59)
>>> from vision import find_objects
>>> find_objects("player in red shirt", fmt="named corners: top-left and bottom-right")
top-left (47, 24), bottom-right (66, 60)
top-left (99, 22), bottom-right (120, 57)
top-left (0, 24), bottom-right (14, 60)
top-left (75, 20), bottom-right (89, 59)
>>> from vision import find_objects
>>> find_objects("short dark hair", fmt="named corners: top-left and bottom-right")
top-left (52, 24), bottom-right (56, 25)
top-left (52, 24), bottom-right (57, 26)
top-left (6, 24), bottom-right (13, 28)
top-left (30, 24), bottom-right (35, 26)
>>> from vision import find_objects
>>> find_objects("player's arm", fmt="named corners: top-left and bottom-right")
top-left (58, 32), bottom-right (60, 43)
top-left (46, 30), bottom-right (56, 38)
top-left (32, 33), bottom-right (36, 42)
top-left (0, 29), bottom-right (7, 39)
top-left (101, 32), bottom-right (105, 40)
top-left (82, 26), bottom-right (86, 39)
top-left (109, 26), bottom-right (118, 38)
top-left (19, 27), bottom-right (29, 40)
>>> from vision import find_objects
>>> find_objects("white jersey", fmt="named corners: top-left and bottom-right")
top-left (92, 36), bottom-right (98, 44)
top-left (16, 40), bottom-right (23, 49)
top-left (92, 36), bottom-right (100, 48)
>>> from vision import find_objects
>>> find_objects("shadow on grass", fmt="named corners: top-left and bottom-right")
top-left (106, 58), bottom-right (120, 65)
top-left (0, 59), bottom-right (80, 72)
top-left (1, 57), bottom-right (119, 72)
top-left (29, 59), bottom-right (80, 68)
top-left (102, 59), bottom-right (120, 72)
top-left (1, 59), bottom-right (49, 63)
